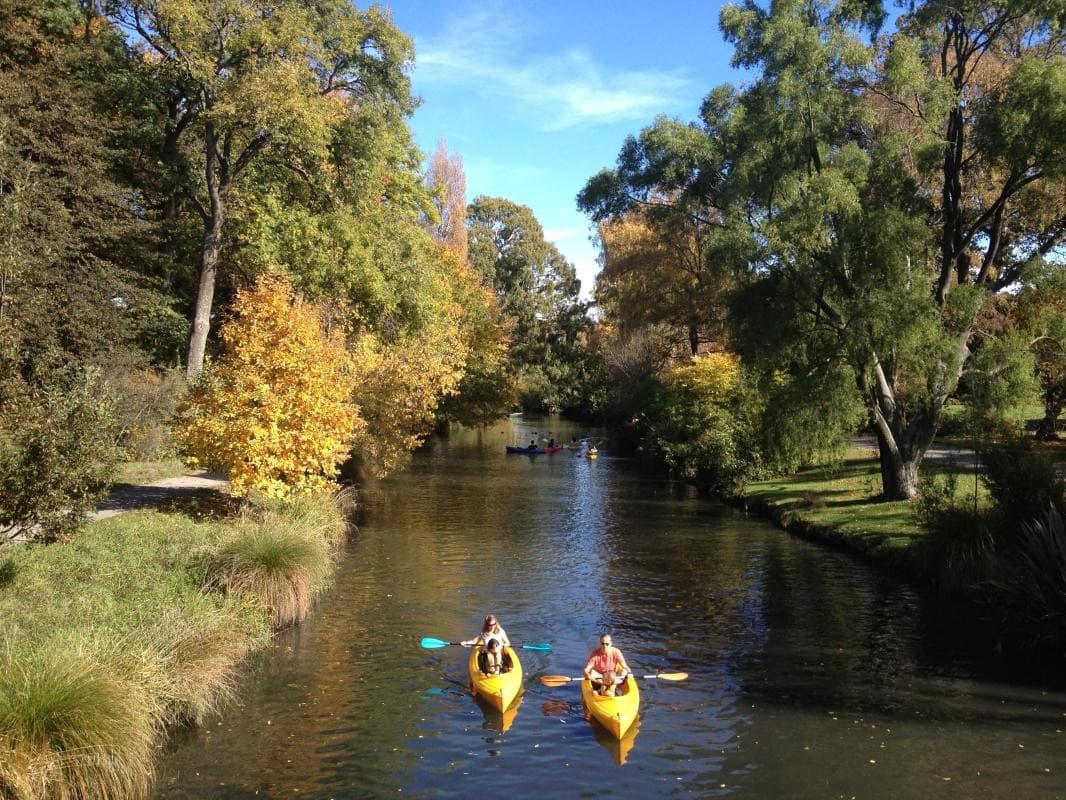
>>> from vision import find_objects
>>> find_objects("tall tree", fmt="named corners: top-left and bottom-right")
top-left (423, 138), bottom-right (469, 262)
top-left (109, 0), bottom-right (417, 375)
top-left (467, 196), bottom-right (590, 410)
top-left (581, 0), bottom-right (1065, 498)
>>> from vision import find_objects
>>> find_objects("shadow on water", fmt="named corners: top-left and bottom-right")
top-left (153, 416), bottom-right (1066, 800)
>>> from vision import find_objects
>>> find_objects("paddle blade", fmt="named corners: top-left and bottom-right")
top-left (539, 675), bottom-right (578, 687)
top-left (420, 637), bottom-right (450, 649)
top-left (649, 672), bottom-right (688, 681)
top-left (521, 642), bottom-right (553, 652)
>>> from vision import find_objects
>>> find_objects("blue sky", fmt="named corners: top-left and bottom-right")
top-left (380, 0), bottom-right (739, 298)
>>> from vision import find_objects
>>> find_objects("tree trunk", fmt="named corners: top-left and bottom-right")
top-left (186, 214), bottom-right (222, 377)
top-left (875, 429), bottom-right (921, 500)
top-left (186, 122), bottom-right (225, 378)
top-left (1034, 404), bottom-right (1062, 441)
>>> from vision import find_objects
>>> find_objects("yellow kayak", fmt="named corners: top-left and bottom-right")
top-left (468, 643), bottom-right (523, 712)
top-left (581, 674), bottom-right (639, 738)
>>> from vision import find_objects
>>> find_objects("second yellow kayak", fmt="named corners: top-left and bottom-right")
top-left (581, 674), bottom-right (639, 738)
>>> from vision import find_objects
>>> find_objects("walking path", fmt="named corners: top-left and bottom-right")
top-left (853, 435), bottom-right (979, 470)
top-left (92, 470), bottom-right (228, 520)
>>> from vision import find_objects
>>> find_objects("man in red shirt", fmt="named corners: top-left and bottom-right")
top-left (583, 634), bottom-right (631, 695)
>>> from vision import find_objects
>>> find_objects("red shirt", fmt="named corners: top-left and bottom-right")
top-left (586, 646), bottom-right (627, 674)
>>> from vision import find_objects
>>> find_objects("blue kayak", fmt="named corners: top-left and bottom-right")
top-left (506, 445), bottom-right (545, 454)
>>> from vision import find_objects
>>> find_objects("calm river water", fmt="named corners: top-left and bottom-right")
top-left (153, 417), bottom-right (1066, 799)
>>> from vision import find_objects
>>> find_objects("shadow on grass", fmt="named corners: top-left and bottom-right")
top-left (156, 489), bottom-right (243, 521)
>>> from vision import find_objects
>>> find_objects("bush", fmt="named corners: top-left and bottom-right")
top-left (991, 506), bottom-right (1066, 649)
top-left (175, 273), bottom-right (363, 497)
top-left (0, 646), bottom-right (156, 800)
top-left (0, 368), bottom-right (119, 543)
top-left (978, 432), bottom-right (1064, 525)
top-left (915, 472), bottom-right (996, 593)
top-left (643, 355), bottom-right (762, 494)
top-left (106, 364), bottom-right (185, 461)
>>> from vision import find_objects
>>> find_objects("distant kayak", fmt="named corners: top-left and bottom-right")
top-left (506, 445), bottom-right (545, 454)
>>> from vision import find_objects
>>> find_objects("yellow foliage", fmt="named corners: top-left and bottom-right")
top-left (667, 353), bottom-right (741, 401)
top-left (175, 274), bottom-right (364, 497)
top-left (349, 317), bottom-right (469, 477)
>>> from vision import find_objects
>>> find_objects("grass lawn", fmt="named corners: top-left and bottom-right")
top-left (741, 448), bottom-right (997, 569)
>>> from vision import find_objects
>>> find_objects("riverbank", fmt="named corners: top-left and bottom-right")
top-left (0, 489), bottom-right (349, 800)
top-left (736, 442), bottom-right (1066, 626)
top-left (735, 448), bottom-right (983, 580)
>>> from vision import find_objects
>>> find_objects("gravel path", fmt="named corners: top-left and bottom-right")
top-left (92, 471), bottom-right (229, 520)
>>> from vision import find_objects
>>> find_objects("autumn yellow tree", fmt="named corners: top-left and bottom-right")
top-left (176, 273), bottom-right (363, 496)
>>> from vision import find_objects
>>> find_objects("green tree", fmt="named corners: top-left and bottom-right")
top-left (581, 0), bottom-right (1065, 498)
top-left (1016, 261), bottom-right (1066, 439)
top-left (109, 0), bottom-right (417, 375)
top-left (467, 196), bottom-right (591, 411)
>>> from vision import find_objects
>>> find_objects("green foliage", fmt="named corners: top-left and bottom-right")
top-left (640, 355), bottom-right (763, 493)
top-left (0, 369), bottom-right (119, 543)
top-left (914, 471), bottom-right (996, 594)
top-left (991, 506), bottom-right (1066, 649)
top-left (978, 432), bottom-right (1064, 525)
top-left (467, 196), bottom-right (592, 412)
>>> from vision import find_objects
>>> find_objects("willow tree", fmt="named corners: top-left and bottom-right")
top-left (109, 0), bottom-right (416, 375)
top-left (581, 0), bottom-right (1065, 498)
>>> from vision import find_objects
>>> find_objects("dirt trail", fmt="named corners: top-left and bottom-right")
top-left (93, 471), bottom-right (228, 520)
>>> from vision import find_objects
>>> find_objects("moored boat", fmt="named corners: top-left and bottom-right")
top-left (581, 674), bottom-right (639, 738)
top-left (468, 643), bottom-right (523, 711)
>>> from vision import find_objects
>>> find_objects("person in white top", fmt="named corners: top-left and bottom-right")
top-left (461, 614), bottom-right (511, 647)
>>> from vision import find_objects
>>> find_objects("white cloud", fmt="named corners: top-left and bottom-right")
top-left (412, 8), bottom-right (693, 131)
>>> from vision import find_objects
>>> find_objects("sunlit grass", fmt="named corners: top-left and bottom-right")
top-left (744, 448), bottom-right (995, 566)
top-left (113, 459), bottom-right (188, 486)
top-left (0, 646), bottom-right (155, 800)
top-left (0, 491), bottom-right (346, 799)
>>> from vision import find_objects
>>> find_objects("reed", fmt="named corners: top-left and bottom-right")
top-left (0, 646), bottom-right (155, 800)
top-left (205, 520), bottom-right (333, 628)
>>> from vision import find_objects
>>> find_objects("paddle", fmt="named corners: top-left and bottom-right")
top-left (420, 637), bottom-right (553, 652)
top-left (539, 672), bottom-right (688, 687)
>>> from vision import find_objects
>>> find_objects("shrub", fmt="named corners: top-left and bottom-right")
top-left (106, 365), bottom-right (185, 461)
top-left (205, 519), bottom-right (333, 628)
top-left (643, 354), bottom-right (762, 494)
top-left (991, 506), bottom-right (1066, 649)
top-left (0, 645), bottom-right (155, 800)
top-left (175, 273), bottom-right (363, 497)
top-left (0, 368), bottom-right (118, 543)
top-left (915, 472), bottom-right (996, 593)
top-left (978, 432), bottom-right (1064, 525)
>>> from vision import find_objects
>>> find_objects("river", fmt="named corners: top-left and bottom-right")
top-left (153, 417), bottom-right (1066, 799)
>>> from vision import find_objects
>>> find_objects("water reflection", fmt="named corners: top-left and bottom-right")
top-left (153, 416), bottom-right (1066, 800)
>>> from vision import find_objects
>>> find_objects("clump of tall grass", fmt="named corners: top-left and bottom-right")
top-left (248, 489), bottom-right (351, 550)
top-left (117, 602), bottom-right (271, 727)
top-left (205, 516), bottom-right (333, 628)
top-left (0, 646), bottom-right (155, 800)
top-left (992, 506), bottom-right (1066, 649)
